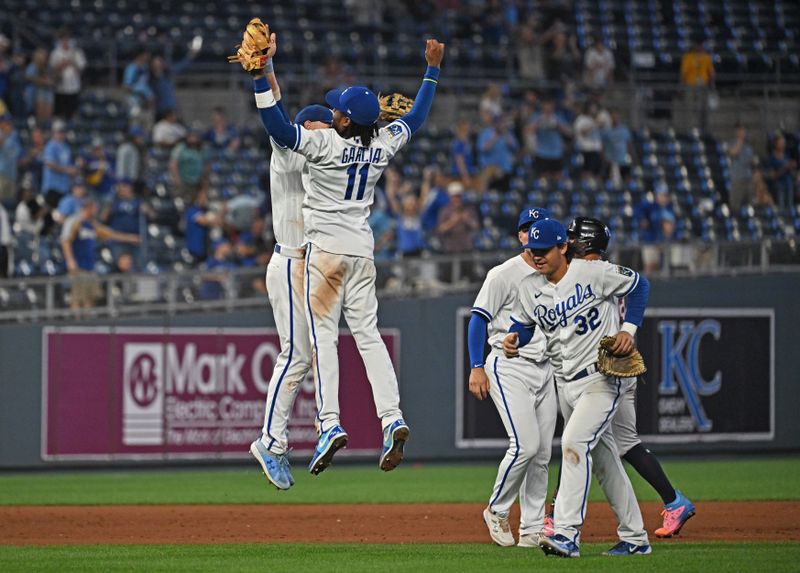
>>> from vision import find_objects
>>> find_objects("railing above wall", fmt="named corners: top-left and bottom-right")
top-left (0, 240), bottom-right (797, 324)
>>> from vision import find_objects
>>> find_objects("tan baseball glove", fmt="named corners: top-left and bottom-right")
top-left (227, 18), bottom-right (272, 72)
top-left (378, 93), bottom-right (414, 121)
top-left (597, 335), bottom-right (647, 378)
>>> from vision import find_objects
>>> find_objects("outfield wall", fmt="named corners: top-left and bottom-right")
top-left (1, 272), bottom-right (798, 469)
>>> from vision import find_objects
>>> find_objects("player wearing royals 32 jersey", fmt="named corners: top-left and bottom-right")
top-left (251, 38), bottom-right (445, 475)
top-left (468, 207), bottom-right (557, 548)
top-left (503, 218), bottom-right (652, 558)
top-left (247, 37), bottom-right (335, 491)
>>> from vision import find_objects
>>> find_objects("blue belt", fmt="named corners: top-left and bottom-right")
top-left (570, 363), bottom-right (598, 382)
top-left (274, 244), bottom-right (306, 259)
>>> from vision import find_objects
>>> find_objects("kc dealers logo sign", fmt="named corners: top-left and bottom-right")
top-left (635, 309), bottom-right (774, 442)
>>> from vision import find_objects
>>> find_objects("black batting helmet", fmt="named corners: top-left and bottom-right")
top-left (567, 217), bottom-right (611, 256)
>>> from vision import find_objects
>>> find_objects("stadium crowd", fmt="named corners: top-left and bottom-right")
top-left (0, 2), bottom-right (799, 305)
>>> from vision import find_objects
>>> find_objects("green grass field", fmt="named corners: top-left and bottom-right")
top-left (2, 543), bottom-right (799, 572)
top-left (2, 457), bottom-right (799, 572)
top-left (1, 457), bottom-right (798, 505)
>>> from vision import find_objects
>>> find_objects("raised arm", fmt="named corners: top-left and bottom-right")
top-left (399, 39), bottom-right (445, 134)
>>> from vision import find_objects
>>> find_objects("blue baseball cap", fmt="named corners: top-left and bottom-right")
top-left (325, 86), bottom-right (380, 126)
top-left (295, 105), bottom-right (333, 126)
top-left (525, 219), bottom-right (567, 250)
top-left (517, 206), bottom-right (550, 230)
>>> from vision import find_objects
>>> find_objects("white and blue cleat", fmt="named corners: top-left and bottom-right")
top-left (538, 533), bottom-right (581, 558)
top-left (308, 425), bottom-right (349, 476)
top-left (603, 541), bottom-right (653, 556)
top-left (250, 439), bottom-right (292, 491)
top-left (379, 419), bottom-right (410, 472)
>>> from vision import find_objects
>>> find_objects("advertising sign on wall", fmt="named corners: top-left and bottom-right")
top-left (42, 327), bottom-right (399, 461)
top-left (455, 308), bottom-right (774, 448)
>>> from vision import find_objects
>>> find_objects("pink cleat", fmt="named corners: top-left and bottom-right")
top-left (543, 513), bottom-right (555, 537)
top-left (655, 490), bottom-right (696, 538)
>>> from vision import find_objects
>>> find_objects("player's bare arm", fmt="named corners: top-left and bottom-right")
top-left (503, 332), bottom-right (519, 358)
top-left (469, 368), bottom-right (490, 400)
top-left (425, 39), bottom-right (445, 67)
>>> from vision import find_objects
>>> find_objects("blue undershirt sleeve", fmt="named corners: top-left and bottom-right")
top-left (623, 275), bottom-right (650, 327)
top-left (468, 312), bottom-right (489, 368)
top-left (276, 98), bottom-right (290, 124)
top-left (509, 320), bottom-right (535, 347)
top-left (400, 66), bottom-right (440, 134)
top-left (253, 77), bottom-right (298, 149)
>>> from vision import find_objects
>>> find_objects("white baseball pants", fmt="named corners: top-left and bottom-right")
top-left (485, 350), bottom-right (557, 535)
top-left (611, 379), bottom-right (641, 457)
top-left (305, 244), bottom-right (403, 433)
top-left (258, 251), bottom-right (312, 454)
top-left (555, 374), bottom-right (648, 547)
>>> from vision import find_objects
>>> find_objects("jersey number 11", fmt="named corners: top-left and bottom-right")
top-left (344, 164), bottom-right (370, 200)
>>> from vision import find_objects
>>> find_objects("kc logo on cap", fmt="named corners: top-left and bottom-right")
top-left (525, 218), bottom-right (567, 250)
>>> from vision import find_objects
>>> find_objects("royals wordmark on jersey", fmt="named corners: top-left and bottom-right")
top-left (511, 259), bottom-right (641, 380)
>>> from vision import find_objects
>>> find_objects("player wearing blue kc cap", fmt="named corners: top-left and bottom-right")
top-left (506, 214), bottom-right (652, 558)
top-left (325, 86), bottom-right (381, 126)
top-left (294, 105), bottom-right (333, 126)
top-left (469, 206), bottom-right (557, 548)
top-left (524, 218), bottom-right (567, 250)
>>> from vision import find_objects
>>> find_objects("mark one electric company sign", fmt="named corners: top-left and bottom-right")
top-left (122, 341), bottom-right (284, 447)
top-left (42, 327), bottom-right (398, 461)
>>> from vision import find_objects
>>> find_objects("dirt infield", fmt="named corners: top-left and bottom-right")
top-left (2, 501), bottom-right (796, 545)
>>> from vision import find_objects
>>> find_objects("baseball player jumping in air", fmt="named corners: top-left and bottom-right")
top-left (541, 217), bottom-right (695, 537)
top-left (240, 20), bottom-right (445, 475)
top-left (503, 218), bottom-right (652, 557)
top-left (244, 29), bottom-right (335, 490)
top-left (468, 207), bottom-right (557, 548)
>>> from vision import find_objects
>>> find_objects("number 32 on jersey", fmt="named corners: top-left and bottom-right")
top-left (574, 307), bottom-right (601, 335)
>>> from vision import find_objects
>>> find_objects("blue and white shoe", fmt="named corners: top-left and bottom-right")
top-left (538, 533), bottom-right (580, 558)
top-left (281, 452), bottom-right (295, 486)
top-left (308, 425), bottom-right (348, 476)
top-left (379, 419), bottom-right (410, 471)
top-left (603, 541), bottom-right (653, 556)
top-left (250, 440), bottom-right (292, 490)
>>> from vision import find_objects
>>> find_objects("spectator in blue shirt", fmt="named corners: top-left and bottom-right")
top-left (450, 119), bottom-right (478, 189)
top-left (101, 179), bottom-right (151, 235)
top-left (233, 231), bottom-right (257, 268)
top-left (368, 200), bottom-right (395, 262)
top-left (150, 48), bottom-right (199, 120)
top-left (419, 166), bottom-right (450, 236)
top-left (60, 197), bottom-right (139, 313)
top-left (184, 188), bottom-right (217, 262)
top-left (601, 109), bottom-right (633, 186)
top-left (55, 180), bottom-right (88, 223)
top-left (765, 134), bottom-right (797, 209)
top-left (17, 127), bottom-right (46, 193)
top-left (635, 182), bottom-right (677, 272)
top-left (200, 240), bottom-right (234, 300)
top-left (204, 107), bottom-right (240, 151)
top-left (385, 167), bottom-right (428, 258)
top-left (42, 119), bottom-right (78, 208)
top-left (477, 114), bottom-right (519, 192)
top-left (101, 178), bottom-right (153, 260)
top-left (122, 50), bottom-right (153, 117)
top-left (528, 98), bottom-right (572, 181)
top-left (0, 113), bottom-right (21, 208)
top-left (81, 138), bottom-right (115, 197)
